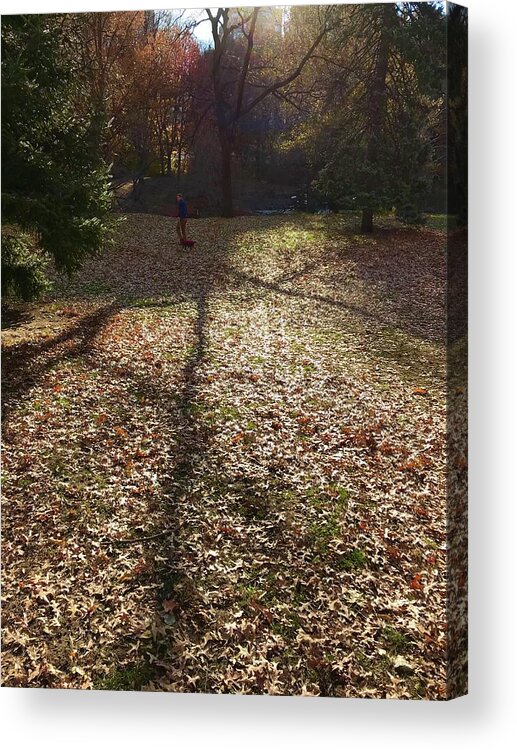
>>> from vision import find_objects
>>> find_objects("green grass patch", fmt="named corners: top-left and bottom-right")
top-left (424, 213), bottom-right (458, 231)
top-left (337, 548), bottom-right (367, 572)
top-left (305, 484), bottom-right (348, 510)
top-left (310, 328), bottom-right (344, 346)
top-left (238, 583), bottom-right (262, 606)
top-left (80, 281), bottom-right (112, 296)
top-left (129, 297), bottom-right (174, 309)
top-left (94, 662), bottom-right (153, 691)
top-left (55, 396), bottom-right (71, 409)
top-left (272, 611), bottom-right (302, 641)
top-left (382, 625), bottom-right (410, 653)
top-left (307, 516), bottom-right (341, 555)
top-left (305, 484), bottom-right (349, 555)
top-left (214, 404), bottom-right (240, 421)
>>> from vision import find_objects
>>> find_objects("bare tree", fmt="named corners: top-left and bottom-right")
top-left (206, 6), bottom-right (337, 216)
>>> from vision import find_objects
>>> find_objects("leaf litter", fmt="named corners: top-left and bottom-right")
top-left (1, 213), bottom-right (456, 698)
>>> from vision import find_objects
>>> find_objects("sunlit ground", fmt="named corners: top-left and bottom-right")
top-left (1, 213), bottom-right (466, 698)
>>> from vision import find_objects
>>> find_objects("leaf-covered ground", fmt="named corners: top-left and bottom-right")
top-left (2, 213), bottom-right (456, 698)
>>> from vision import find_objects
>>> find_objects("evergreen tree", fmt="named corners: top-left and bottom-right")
top-left (447, 3), bottom-right (468, 226)
top-left (1, 14), bottom-right (112, 300)
top-left (313, 3), bottom-right (445, 232)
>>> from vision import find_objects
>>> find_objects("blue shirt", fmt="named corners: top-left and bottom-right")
top-left (178, 198), bottom-right (187, 218)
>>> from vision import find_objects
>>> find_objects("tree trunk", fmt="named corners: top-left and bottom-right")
top-left (361, 5), bottom-right (393, 233)
top-left (361, 209), bottom-right (373, 233)
top-left (158, 142), bottom-right (165, 176)
top-left (220, 135), bottom-right (234, 218)
top-left (177, 139), bottom-right (183, 185)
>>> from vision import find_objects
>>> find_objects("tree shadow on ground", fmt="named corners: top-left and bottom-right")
top-left (1, 306), bottom-right (33, 330)
top-left (217, 215), bottom-right (447, 345)
top-left (89, 288), bottom-right (214, 690)
top-left (1, 303), bottom-right (120, 421)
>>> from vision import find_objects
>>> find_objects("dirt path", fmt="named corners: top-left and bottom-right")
top-left (2, 213), bottom-right (453, 697)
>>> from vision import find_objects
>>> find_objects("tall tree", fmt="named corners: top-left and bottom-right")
top-left (360, 3), bottom-right (394, 232)
top-left (447, 3), bottom-right (468, 227)
top-left (143, 28), bottom-right (200, 179)
top-left (313, 2), bottom-right (445, 231)
top-left (206, 6), bottom-right (338, 217)
top-left (1, 14), bottom-right (112, 300)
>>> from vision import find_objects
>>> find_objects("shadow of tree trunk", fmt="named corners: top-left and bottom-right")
top-left (1, 303), bottom-right (120, 423)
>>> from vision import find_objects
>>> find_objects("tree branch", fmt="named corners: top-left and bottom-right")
top-left (239, 18), bottom-right (333, 119)
top-left (233, 8), bottom-right (260, 123)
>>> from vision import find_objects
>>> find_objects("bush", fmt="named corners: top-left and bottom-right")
top-left (1, 232), bottom-right (50, 301)
top-left (1, 15), bottom-right (113, 300)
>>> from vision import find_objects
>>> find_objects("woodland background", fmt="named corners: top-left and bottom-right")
top-left (2, 3), bottom-right (467, 299)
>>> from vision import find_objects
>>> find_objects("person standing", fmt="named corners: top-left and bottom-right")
top-left (176, 193), bottom-right (192, 246)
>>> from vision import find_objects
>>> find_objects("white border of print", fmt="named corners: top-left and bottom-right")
top-left (1, 1), bottom-right (516, 749)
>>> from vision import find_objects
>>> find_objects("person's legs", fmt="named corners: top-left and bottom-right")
top-left (176, 219), bottom-right (187, 242)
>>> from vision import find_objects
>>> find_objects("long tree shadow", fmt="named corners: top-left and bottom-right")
top-left (219, 216), bottom-right (447, 345)
top-left (91, 250), bottom-right (221, 690)
top-left (1, 303), bottom-right (120, 421)
top-left (86, 291), bottom-right (214, 689)
top-left (224, 263), bottom-right (446, 345)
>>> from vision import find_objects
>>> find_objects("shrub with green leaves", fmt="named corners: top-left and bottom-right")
top-left (1, 14), bottom-right (113, 300)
